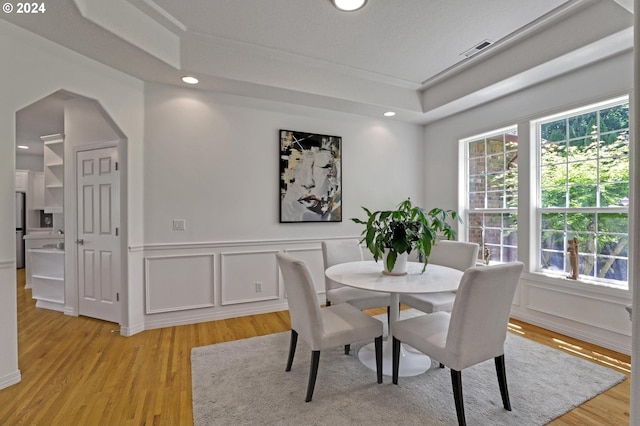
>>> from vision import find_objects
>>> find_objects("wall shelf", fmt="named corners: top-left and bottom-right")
top-left (41, 133), bottom-right (64, 213)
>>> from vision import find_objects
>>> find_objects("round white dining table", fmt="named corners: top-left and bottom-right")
top-left (325, 260), bottom-right (463, 377)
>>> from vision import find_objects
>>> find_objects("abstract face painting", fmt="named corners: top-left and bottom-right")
top-left (280, 130), bottom-right (342, 222)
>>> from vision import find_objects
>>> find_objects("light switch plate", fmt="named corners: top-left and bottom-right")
top-left (172, 219), bottom-right (186, 231)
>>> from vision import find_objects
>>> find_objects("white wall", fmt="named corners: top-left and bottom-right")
top-left (0, 17), bottom-right (424, 379)
top-left (16, 154), bottom-right (44, 172)
top-left (141, 83), bottom-right (424, 328)
top-left (0, 19), bottom-right (145, 389)
top-left (424, 50), bottom-right (634, 353)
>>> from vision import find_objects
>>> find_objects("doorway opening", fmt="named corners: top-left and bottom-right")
top-left (16, 90), bottom-right (127, 325)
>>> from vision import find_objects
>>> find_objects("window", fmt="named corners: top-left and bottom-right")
top-left (462, 126), bottom-right (518, 264)
top-left (535, 97), bottom-right (629, 288)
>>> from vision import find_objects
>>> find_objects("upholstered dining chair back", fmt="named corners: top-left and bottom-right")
top-left (392, 261), bottom-right (524, 424)
top-left (277, 252), bottom-right (324, 349)
top-left (399, 241), bottom-right (479, 314)
top-left (429, 240), bottom-right (479, 272)
top-left (321, 239), bottom-right (364, 291)
top-left (277, 252), bottom-right (384, 402)
top-left (445, 262), bottom-right (524, 371)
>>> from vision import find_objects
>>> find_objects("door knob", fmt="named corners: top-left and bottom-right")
top-left (75, 239), bottom-right (84, 245)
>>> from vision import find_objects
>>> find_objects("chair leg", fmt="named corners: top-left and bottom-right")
top-left (387, 305), bottom-right (391, 328)
top-left (285, 330), bottom-right (298, 372)
top-left (375, 336), bottom-right (383, 384)
top-left (344, 344), bottom-right (350, 355)
top-left (495, 355), bottom-right (512, 411)
top-left (392, 337), bottom-right (401, 385)
top-left (305, 351), bottom-right (320, 402)
top-left (451, 369), bottom-right (466, 426)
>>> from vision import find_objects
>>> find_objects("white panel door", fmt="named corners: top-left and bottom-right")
top-left (76, 147), bottom-right (120, 323)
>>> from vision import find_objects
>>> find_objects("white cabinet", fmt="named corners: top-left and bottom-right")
top-left (24, 235), bottom-right (62, 288)
top-left (29, 248), bottom-right (65, 312)
top-left (15, 170), bottom-right (28, 192)
top-left (41, 133), bottom-right (64, 213)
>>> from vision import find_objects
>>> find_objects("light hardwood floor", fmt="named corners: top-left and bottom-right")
top-left (0, 269), bottom-right (630, 425)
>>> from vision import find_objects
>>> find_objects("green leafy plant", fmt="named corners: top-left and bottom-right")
top-left (352, 198), bottom-right (460, 272)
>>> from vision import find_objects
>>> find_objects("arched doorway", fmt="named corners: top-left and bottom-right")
top-left (16, 90), bottom-right (127, 324)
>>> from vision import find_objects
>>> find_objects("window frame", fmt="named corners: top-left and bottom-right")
top-left (460, 125), bottom-right (519, 265)
top-left (533, 96), bottom-right (629, 290)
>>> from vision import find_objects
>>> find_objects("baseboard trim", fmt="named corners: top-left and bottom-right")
top-left (120, 322), bottom-right (145, 337)
top-left (143, 301), bottom-right (290, 331)
top-left (35, 300), bottom-right (65, 312)
top-left (511, 311), bottom-right (631, 355)
top-left (0, 370), bottom-right (21, 390)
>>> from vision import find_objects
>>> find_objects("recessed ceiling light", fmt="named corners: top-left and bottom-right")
top-left (181, 76), bottom-right (199, 85)
top-left (383, 111), bottom-right (396, 117)
top-left (17, 145), bottom-right (29, 149)
top-left (332, 0), bottom-right (367, 12)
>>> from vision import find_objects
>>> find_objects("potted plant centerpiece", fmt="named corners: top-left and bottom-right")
top-left (352, 199), bottom-right (459, 275)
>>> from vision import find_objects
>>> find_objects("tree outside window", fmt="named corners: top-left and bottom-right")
top-left (537, 98), bottom-right (629, 287)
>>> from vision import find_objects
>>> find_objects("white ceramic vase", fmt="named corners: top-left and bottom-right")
top-left (382, 250), bottom-right (409, 276)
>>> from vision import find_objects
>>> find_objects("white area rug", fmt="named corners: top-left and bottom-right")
top-left (191, 312), bottom-right (626, 425)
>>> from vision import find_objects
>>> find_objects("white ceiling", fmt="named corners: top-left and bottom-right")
top-left (7, 0), bottom-right (634, 155)
top-left (153, 0), bottom-right (569, 85)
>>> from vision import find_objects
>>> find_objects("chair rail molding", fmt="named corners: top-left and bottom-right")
top-left (0, 259), bottom-right (15, 269)
top-left (140, 235), bottom-right (362, 251)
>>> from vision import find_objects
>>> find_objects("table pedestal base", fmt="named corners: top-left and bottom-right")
top-left (358, 340), bottom-right (431, 377)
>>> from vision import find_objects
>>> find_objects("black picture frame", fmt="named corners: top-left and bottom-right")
top-left (279, 129), bottom-right (342, 222)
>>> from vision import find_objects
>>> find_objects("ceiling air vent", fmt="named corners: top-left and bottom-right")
top-left (461, 39), bottom-right (494, 58)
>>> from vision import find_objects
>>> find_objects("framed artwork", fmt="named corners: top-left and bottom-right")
top-left (279, 129), bottom-right (342, 222)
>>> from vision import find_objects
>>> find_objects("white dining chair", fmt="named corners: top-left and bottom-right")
top-left (322, 240), bottom-right (392, 325)
top-left (392, 261), bottom-right (524, 426)
top-left (276, 252), bottom-right (383, 402)
top-left (400, 241), bottom-right (479, 314)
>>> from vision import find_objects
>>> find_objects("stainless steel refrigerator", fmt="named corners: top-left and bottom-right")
top-left (16, 192), bottom-right (25, 269)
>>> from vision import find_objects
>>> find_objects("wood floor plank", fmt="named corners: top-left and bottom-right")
top-left (0, 269), bottom-right (630, 425)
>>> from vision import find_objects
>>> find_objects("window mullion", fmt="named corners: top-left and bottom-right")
top-left (535, 97), bottom-right (629, 287)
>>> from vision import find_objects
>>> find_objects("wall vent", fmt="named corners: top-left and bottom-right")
top-left (461, 39), bottom-right (494, 58)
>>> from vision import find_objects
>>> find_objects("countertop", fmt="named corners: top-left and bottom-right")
top-left (23, 229), bottom-right (64, 241)
top-left (29, 247), bottom-right (65, 254)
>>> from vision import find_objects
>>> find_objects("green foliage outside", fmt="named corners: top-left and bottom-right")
top-left (538, 103), bottom-right (629, 281)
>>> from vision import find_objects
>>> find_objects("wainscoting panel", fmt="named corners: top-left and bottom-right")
top-left (526, 283), bottom-right (631, 336)
top-left (512, 281), bottom-right (522, 306)
top-left (509, 275), bottom-right (632, 353)
top-left (137, 238), bottom-right (632, 355)
top-left (220, 250), bottom-right (280, 305)
top-left (145, 254), bottom-right (215, 314)
top-left (283, 247), bottom-right (325, 295)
